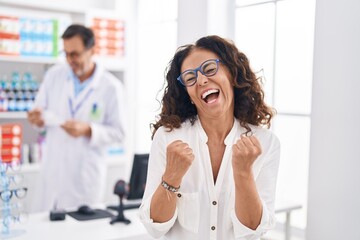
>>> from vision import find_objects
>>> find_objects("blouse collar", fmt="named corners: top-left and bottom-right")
top-left (195, 117), bottom-right (239, 146)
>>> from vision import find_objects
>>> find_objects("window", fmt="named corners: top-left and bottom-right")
top-left (135, 0), bottom-right (178, 152)
top-left (235, 0), bottom-right (316, 230)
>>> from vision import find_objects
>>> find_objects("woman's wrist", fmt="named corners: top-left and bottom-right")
top-left (162, 173), bottom-right (182, 188)
top-left (233, 169), bottom-right (253, 180)
top-left (161, 178), bottom-right (180, 193)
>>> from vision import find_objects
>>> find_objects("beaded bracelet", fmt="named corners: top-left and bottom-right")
top-left (161, 179), bottom-right (180, 193)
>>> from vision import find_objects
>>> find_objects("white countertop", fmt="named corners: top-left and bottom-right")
top-left (3, 208), bottom-right (153, 240)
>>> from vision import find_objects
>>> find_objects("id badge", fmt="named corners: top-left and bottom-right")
top-left (90, 103), bottom-right (101, 120)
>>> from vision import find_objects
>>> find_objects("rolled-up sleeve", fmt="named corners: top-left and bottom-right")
top-left (231, 133), bottom-right (280, 240)
top-left (138, 127), bottom-right (177, 238)
top-left (138, 196), bottom-right (178, 238)
top-left (230, 199), bottom-right (276, 239)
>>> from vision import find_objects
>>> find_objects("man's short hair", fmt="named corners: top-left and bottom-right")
top-left (61, 24), bottom-right (95, 49)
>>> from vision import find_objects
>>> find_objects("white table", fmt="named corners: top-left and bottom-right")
top-left (3, 209), bottom-right (153, 240)
top-left (275, 201), bottom-right (302, 240)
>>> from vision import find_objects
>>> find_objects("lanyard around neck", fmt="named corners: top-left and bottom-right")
top-left (68, 89), bottom-right (94, 118)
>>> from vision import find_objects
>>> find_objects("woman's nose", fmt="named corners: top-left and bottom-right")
top-left (197, 72), bottom-right (208, 86)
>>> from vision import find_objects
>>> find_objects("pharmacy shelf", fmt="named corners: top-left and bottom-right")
top-left (0, 112), bottom-right (27, 119)
top-left (0, 56), bottom-right (62, 65)
top-left (0, 55), bottom-right (125, 71)
top-left (19, 162), bottom-right (41, 173)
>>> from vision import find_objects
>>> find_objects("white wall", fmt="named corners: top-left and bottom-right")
top-left (207, 0), bottom-right (235, 40)
top-left (177, 0), bottom-right (208, 46)
top-left (306, 0), bottom-right (360, 239)
top-left (177, 0), bottom-right (234, 46)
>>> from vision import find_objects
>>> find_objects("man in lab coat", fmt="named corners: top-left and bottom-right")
top-left (27, 24), bottom-right (126, 211)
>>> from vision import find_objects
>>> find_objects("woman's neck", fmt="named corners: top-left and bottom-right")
top-left (199, 114), bottom-right (234, 144)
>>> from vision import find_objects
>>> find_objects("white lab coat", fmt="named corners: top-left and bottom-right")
top-left (32, 63), bottom-right (126, 211)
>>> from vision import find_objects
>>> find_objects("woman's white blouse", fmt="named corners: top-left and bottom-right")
top-left (139, 119), bottom-right (280, 240)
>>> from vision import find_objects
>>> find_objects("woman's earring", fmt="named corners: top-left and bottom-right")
top-left (191, 101), bottom-right (194, 104)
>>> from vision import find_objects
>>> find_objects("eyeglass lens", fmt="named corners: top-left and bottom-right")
top-left (15, 188), bottom-right (27, 198)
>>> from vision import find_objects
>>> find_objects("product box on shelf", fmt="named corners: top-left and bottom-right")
top-left (0, 15), bottom-right (20, 56)
top-left (0, 13), bottom-right (63, 57)
top-left (0, 70), bottom-right (39, 112)
top-left (0, 123), bottom-right (22, 164)
top-left (91, 17), bottom-right (125, 58)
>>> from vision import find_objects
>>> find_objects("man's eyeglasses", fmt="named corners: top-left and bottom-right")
top-left (177, 59), bottom-right (221, 87)
top-left (62, 49), bottom-right (89, 59)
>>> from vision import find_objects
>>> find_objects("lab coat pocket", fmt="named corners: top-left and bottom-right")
top-left (89, 102), bottom-right (104, 123)
top-left (177, 192), bottom-right (200, 233)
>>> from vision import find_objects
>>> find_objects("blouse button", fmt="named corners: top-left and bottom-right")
top-left (177, 193), bottom-right (182, 198)
top-left (212, 201), bottom-right (217, 205)
top-left (211, 226), bottom-right (216, 231)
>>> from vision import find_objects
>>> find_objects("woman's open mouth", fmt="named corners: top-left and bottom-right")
top-left (201, 89), bottom-right (220, 104)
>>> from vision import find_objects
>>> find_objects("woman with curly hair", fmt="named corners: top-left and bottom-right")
top-left (139, 35), bottom-right (280, 240)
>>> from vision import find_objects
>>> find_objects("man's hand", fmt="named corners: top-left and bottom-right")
top-left (163, 140), bottom-right (195, 187)
top-left (232, 135), bottom-right (262, 177)
top-left (61, 120), bottom-right (92, 138)
top-left (27, 108), bottom-right (45, 128)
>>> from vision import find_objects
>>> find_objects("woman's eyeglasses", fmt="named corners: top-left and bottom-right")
top-left (177, 59), bottom-right (221, 87)
top-left (0, 187), bottom-right (28, 202)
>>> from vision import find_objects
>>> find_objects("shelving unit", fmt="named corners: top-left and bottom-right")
top-left (0, 111), bottom-right (27, 119)
top-left (0, 4), bottom-right (128, 118)
top-left (0, 1), bottom-right (133, 213)
top-left (0, 56), bottom-right (62, 64)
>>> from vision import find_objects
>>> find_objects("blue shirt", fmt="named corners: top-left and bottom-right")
top-left (70, 67), bottom-right (95, 97)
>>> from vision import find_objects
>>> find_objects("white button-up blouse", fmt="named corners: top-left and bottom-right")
top-left (139, 118), bottom-right (280, 240)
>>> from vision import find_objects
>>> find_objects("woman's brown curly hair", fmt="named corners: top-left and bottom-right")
top-left (151, 35), bottom-right (275, 139)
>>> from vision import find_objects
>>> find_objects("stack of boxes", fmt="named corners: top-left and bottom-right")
top-left (0, 15), bottom-right (20, 56)
top-left (91, 17), bottom-right (125, 57)
top-left (0, 14), bottom-right (59, 57)
top-left (0, 123), bottom-right (22, 164)
top-left (19, 17), bottom-right (58, 57)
